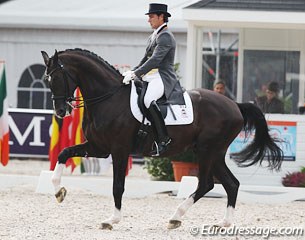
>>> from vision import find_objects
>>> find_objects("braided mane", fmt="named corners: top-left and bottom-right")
top-left (59, 48), bottom-right (122, 77)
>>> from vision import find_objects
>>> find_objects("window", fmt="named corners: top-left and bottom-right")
top-left (243, 50), bottom-right (300, 114)
top-left (17, 64), bottom-right (52, 109)
top-left (201, 30), bottom-right (239, 100)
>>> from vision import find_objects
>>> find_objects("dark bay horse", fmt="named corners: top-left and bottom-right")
top-left (41, 49), bottom-right (283, 230)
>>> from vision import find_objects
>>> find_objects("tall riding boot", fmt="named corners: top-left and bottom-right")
top-left (148, 101), bottom-right (172, 156)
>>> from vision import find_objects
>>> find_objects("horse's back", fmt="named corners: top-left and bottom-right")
top-left (187, 88), bottom-right (244, 141)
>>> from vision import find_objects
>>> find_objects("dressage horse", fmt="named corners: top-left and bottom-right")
top-left (41, 49), bottom-right (283, 230)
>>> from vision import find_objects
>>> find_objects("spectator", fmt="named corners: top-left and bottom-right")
top-left (213, 80), bottom-right (226, 95)
top-left (256, 81), bottom-right (284, 113)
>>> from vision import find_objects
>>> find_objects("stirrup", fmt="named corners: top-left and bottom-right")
top-left (151, 138), bottom-right (172, 157)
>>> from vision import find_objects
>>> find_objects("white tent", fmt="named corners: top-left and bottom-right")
top-left (0, 0), bottom-right (198, 107)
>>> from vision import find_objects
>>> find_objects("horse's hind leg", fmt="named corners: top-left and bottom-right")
top-left (168, 146), bottom-right (215, 229)
top-left (168, 173), bottom-right (214, 229)
top-left (52, 142), bottom-right (92, 203)
top-left (213, 161), bottom-right (240, 227)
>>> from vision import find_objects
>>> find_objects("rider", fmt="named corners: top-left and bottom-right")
top-left (122, 3), bottom-right (182, 156)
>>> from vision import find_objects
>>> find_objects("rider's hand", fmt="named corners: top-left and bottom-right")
top-left (122, 70), bottom-right (133, 76)
top-left (122, 71), bottom-right (135, 85)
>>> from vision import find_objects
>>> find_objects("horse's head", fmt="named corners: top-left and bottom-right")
top-left (41, 50), bottom-right (77, 118)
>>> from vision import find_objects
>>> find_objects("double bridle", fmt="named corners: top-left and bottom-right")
top-left (44, 62), bottom-right (123, 109)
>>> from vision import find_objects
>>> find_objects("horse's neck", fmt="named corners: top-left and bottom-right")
top-left (62, 53), bottom-right (122, 98)
top-left (77, 66), bottom-right (122, 99)
top-left (84, 85), bottom-right (131, 130)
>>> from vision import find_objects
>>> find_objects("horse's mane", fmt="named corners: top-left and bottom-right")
top-left (59, 48), bottom-right (123, 77)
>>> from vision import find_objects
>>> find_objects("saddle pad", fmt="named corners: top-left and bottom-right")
top-left (130, 81), bottom-right (194, 125)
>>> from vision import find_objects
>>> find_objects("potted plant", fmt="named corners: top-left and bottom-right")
top-left (144, 149), bottom-right (198, 182)
top-left (144, 157), bottom-right (174, 181)
top-left (282, 166), bottom-right (305, 187)
top-left (171, 150), bottom-right (198, 181)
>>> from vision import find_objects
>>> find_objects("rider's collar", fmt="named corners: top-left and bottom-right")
top-left (153, 23), bottom-right (167, 35)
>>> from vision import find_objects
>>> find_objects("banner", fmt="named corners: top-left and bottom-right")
top-left (8, 109), bottom-right (52, 158)
top-left (230, 121), bottom-right (297, 161)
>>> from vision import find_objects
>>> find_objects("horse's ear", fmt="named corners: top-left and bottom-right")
top-left (53, 50), bottom-right (59, 65)
top-left (41, 51), bottom-right (49, 66)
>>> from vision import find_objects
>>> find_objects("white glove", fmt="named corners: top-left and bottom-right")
top-left (122, 71), bottom-right (135, 85)
top-left (122, 70), bottom-right (133, 76)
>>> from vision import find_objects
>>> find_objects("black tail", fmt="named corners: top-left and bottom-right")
top-left (231, 103), bottom-right (283, 171)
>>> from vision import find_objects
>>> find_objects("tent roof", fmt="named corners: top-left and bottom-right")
top-left (0, 0), bottom-right (198, 32)
top-left (186, 0), bottom-right (305, 12)
top-left (183, 0), bottom-right (305, 29)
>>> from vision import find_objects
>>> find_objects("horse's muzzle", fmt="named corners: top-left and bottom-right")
top-left (55, 108), bottom-right (67, 118)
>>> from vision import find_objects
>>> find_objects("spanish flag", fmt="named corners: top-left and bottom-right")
top-left (0, 61), bottom-right (9, 166)
top-left (49, 88), bottom-right (84, 172)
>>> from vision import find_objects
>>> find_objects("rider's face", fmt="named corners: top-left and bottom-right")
top-left (148, 13), bottom-right (164, 29)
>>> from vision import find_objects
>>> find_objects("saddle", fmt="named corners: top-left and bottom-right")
top-left (133, 77), bottom-right (185, 154)
top-left (134, 77), bottom-right (185, 120)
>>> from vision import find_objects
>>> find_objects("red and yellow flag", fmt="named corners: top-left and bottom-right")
top-left (66, 88), bottom-right (84, 171)
top-left (0, 61), bottom-right (9, 166)
top-left (49, 88), bottom-right (84, 172)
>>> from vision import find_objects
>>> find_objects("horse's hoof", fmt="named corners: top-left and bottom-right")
top-left (100, 223), bottom-right (113, 230)
top-left (213, 221), bottom-right (232, 228)
top-left (168, 220), bottom-right (181, 229)
top-left (55, 187), bottom-right (67, 203)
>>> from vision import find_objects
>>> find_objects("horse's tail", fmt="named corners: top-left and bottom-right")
top-left (231, 103), bottom-right (283, 171)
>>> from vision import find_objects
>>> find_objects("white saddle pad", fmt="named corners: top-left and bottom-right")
top-left (130, 81), bottom-right (194, 125)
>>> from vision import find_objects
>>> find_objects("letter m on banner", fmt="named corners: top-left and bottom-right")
top-left (0, 60), bottom-right (9, 166)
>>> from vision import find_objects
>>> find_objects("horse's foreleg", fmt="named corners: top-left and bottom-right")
top-left (101, 152), bottom-right (129, 230)
top-left (213, 162), bottom-right (240, 227)
top-left (52, 142), bottom-right (89, 203)
top-left (52, 163), bottom-right (66, 202)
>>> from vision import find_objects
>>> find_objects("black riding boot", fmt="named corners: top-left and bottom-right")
top-left (148, 101), bottom-right (172, 156)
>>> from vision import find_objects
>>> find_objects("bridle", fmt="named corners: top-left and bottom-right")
top-left (45, 62), bottom-right (123, 109)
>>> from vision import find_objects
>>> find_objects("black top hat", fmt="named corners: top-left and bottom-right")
top-left (145, 3), bottom-right (171, 17)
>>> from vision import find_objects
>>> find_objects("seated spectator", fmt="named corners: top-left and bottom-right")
top-left (213, 80), bottom-right (234, 99)
top-left (213, 80), bottom-right (226, 95)
top-left (256, 81), bottom-right (284, 113)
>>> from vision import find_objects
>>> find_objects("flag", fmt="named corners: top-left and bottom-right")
top-left (125, 155), bottom-right (133, 176)
top-left (66, 88), bottom-right (84, 172)
top-left (0, 61), bottom-right (9, 166)
top-left (49, 115), bottom-right (71, 170)
top-left (49, 88), bottom-right (84, 172)
top-left (48, 88), bottom-right (133, 175)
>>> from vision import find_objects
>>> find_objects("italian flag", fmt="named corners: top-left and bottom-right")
top-left (0, 62), bottom-right (9, 166)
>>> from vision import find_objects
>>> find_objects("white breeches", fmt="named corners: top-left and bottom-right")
top-left (142, 71), bottom-right (164, 108)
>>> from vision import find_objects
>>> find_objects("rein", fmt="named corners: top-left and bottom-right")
top-left (45, 63), bottom-right (124, 109)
